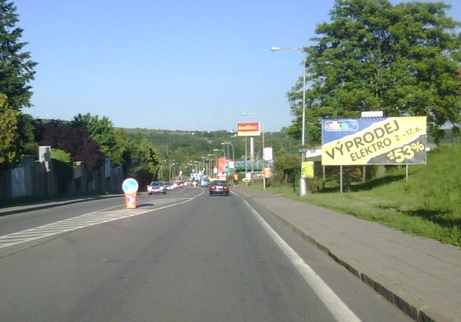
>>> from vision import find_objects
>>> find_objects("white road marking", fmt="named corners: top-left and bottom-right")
top-left (0, 197), bottom-right (196, 249)
top-left (242, 198), bottom-right (362, 322)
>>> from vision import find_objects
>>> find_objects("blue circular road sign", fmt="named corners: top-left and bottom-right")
top-left (122, 178), bottom-right (139, 194)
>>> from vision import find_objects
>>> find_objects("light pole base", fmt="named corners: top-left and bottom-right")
top-left (299, 178), bottom-right (307, 197)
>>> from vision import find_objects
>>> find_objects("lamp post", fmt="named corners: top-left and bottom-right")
top-left (241, 112), bottom-right (265, 190)
top-left (207, 153), bottom-right (217, 176)
top-left (213, 148), bottom-right (225, 157)
top-left (221, 142), bottom-right (234, 161)
top-left (271, 47), bottom-right (306, 146)
top-left (169, 159), bottom-right (175, 181)
top-left (271, 46), bottom-right (307, 196)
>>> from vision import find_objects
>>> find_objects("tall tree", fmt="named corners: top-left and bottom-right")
top-left (287, 0), bottom-right (461, 145)
top-left (113, 128), bottom-right (132, 174)
top-left (128, 137), bottom-right (160, 185)
top-left (0, 1), bottom-right (38, 164)
top-left (0, 93), bottom-right (20, 171)
top-left (0, 0), bottom-right (37, 111)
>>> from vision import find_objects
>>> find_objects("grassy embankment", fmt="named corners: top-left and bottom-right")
top-left (246, 144), bottom-right (461, 246)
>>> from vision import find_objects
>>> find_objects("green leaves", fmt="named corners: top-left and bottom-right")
top-left (287, 0), bottom-right (461, 145)
top-left (0, 93), bottom-right (20, 169)
top-left (0, 0), bottom-right (37, 111)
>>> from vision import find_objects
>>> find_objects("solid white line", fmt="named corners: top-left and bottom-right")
top-left (242, 199), bottom-right (362, 322)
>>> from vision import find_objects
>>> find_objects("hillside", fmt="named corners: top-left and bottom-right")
top-left (266, 143), bottom-right (461, 246)
top-left (123, 128), bottom-right (297, 162)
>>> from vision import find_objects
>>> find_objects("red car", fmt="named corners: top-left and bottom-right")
top-left (209, 180), bottom-right (230, 196)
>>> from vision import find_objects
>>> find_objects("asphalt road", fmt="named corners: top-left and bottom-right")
top-left (0, 187), bottom-right (412, 322)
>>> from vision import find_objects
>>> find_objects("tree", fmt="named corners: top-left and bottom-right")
top-left (51, 148), bottom-right (73, 194)
top-left (0, 0), bottom-right (37, 111)
top-left (35, 120), bottom-right (105, 171)
top-left (113, 128), bottom-right (132, 171)
top-left (273, 151), bottom-right (301, 186)
top-left (287, 0), bottom-right (461, 145)
top-left (0, 1), bottom-right (38, 163)
top-left (71, 113), bottom-right (120, 164)
top-left (128, 137), bottom-right (160, 185)
top-left (0, 93), bottom-right (20, 171)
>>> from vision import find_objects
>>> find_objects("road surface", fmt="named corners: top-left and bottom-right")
top-left (0, 187), bottom-right (412, 322)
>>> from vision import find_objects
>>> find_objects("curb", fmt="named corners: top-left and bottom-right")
top-left (246, 194), bottom-right (452, 322)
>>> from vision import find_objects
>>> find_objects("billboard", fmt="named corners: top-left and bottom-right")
top-left (322, 117), bottom-right (427, 165)
top-left (217, 156), bottom-right (227, 173)
top-left (237, 122), bottom-right (260, 137)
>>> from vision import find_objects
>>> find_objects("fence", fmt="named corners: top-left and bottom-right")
top-left (0, 156), bottom-right (124, 201)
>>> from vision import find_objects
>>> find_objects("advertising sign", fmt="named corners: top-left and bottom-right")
top-left (217, 156), bottom-right (227, 173)
top-left (301, 161), bottom-right (314, 178)
top-left (322, 117), bottom-right (427, 165)
top-left (237, 122), bottom-right (260, 137)
top-left (263, 147), bottom-right (273, 161)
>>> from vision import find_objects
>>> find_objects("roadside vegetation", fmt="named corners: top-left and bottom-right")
top-left (245, 144), bottom-right (461, 247)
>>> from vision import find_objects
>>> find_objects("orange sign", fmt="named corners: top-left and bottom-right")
top-left (125, 193), bottom-right (137, 209)
top-left (217, 156), bottom-right (227, 173)
top-left (237, 122), bottom-right (260, 137)
top-left (262, 168), bottom-right (271, 178)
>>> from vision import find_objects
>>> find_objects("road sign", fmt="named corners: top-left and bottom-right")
top-left (122, 178), bottom-right (139, 209)
top-left (122, 178), bottom-right (139, 195)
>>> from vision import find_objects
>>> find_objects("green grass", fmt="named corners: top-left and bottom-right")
top-left (245, 145), bottom-right (461, 246)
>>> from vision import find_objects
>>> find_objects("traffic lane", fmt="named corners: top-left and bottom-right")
top-left (238, 192), bottom-right (413, 322)
top-left (0, 189), bottom-right (412, 321)
top-left (0, 190), bottom-right (338, 322)
top-left (0, 186), bottom-right (199, 237)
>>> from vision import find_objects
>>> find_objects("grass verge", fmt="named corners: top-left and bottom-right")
top-left (243, 145), bottom-right (461, 247)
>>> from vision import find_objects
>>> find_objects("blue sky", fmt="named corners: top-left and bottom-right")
top-left (13, 0), bottom-right (461, 133)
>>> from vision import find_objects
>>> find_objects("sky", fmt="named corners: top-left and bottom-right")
top-left (12, 0), bottom-right (461, 133)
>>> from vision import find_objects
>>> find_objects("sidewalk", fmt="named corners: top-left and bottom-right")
top-left (235, 188), bottom-right (461, 322)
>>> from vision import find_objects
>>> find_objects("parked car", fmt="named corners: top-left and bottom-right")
top-left (209, 180), bottom-right (230, 196)
top-left (147, 181), bottom-right (167, 195)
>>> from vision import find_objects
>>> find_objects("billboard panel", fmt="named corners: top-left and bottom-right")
top-left (217, 156), bottom-right (227, 173)
top-left (237, 122), bottom-right (260, 137)
top-left (322, 117), bottom-right (427, 165)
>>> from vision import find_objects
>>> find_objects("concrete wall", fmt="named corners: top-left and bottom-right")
top-left (0, 156), bottom-right (124, 200)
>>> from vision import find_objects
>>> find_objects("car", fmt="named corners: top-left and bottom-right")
top-left (209, 180), bottom-right (230, 196)
top-left (201, 180), bottom-right (210, 187)
top-left (164, 181), bottom-right (173, 191)
top-left (174, 181), bottom-right (186, 188)
top-left (147, 181), bottom-right (167, 195)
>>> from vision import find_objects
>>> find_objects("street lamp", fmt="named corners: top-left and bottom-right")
top-left (207, 153), bottom-right (217, 175)
top-left (213, 148), bottom-right (225, 157)
top-left (241, 112), bottom-right (266, 190)
top-left (271, 47), bottom-right (306, 146)
top-left (169, 160), bottom-right (176, 181)
top-left (221, 142), bottom-right (234, 161)
top-left (272, 46), bottom-right (307, 196)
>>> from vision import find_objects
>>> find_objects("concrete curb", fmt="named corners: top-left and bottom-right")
top-left (244, 192), bottom-right (453, 322)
